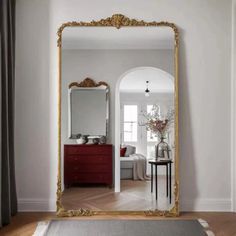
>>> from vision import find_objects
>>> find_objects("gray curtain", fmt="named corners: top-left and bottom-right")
top-left (0, 0), bottom-right (17, 227)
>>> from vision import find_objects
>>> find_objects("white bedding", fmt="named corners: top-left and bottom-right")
top-left (120, 154), bottom-right (150, 180)
top-left (120, 156), bottom-right (135, 161)
top-left (131, 154), bottom-right (150, 180)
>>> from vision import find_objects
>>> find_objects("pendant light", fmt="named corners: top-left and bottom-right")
top-left (145, 81), bottom-right (150, 97)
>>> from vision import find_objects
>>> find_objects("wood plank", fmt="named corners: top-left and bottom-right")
top-left (0, 212), bottom-right (236, 236)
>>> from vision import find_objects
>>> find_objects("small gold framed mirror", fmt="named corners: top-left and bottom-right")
top-left (57, 14), bottom-right (179, 217)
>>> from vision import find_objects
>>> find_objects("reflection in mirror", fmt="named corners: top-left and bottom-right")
top-left (60, 25), bottom-right (176, 213)
top-left (119, 67), bottom-right (174, 211)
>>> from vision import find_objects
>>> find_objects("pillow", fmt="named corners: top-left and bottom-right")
top-left (120, 147), bottom-right (127, 157)
top-left (124, 145), bottom-right (136, 157)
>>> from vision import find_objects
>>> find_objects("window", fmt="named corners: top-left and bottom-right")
top-left (147, 105), bottom-right (158, 142)
top-left (123, 105), bottom-right (137, 142)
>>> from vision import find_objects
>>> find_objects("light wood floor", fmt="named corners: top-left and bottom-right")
top-left (0, 212), bottom-right (236, 236)
top-left (62, 179), bottom-right (174, 211)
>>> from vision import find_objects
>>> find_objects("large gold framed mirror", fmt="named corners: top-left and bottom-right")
top-left (57, 14), bottom-right (179, 217)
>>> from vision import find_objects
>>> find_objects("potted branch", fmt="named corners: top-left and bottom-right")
top-left (141, 105), bottom-right (174, 160)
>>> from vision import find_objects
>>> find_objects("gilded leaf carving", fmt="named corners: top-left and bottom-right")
top-left (69, 78), bottom-right (108, 89)
top-left (57, 14), bottom-right (179, 47)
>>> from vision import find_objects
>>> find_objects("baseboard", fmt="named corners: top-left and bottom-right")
top-left (18, 198), bottom-right (232, 212)
top-left (18, 198), bottom-right (56, 212)
top-left (181, 198), bottom-right (232, 212)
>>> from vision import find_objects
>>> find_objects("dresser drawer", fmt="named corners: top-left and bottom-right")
top-left (65, 155), bottom-right (112, 164)
top-left (65, 145), bottom-right (112, 155)
top-left (65, 164), bottom-right (111, 173)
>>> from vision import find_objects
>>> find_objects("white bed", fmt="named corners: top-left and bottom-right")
top-left (120, 156), bottom-right (135, 179)
top-left (120, 156), bottom-right (135, 161)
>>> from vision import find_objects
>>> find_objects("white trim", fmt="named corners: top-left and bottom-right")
top-left (68, 88), bottom-right (72, 138)
top-left (181, 198), bottom-right (232, 212)
top-left (231, 0), bottom-right (236, 212)
top-left (115, 77), bottom-right (121, 192)
top-left (18, 199), bottom-right (56, 212)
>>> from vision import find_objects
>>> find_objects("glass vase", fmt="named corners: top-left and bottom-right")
top-left (155, 137), bottom-right (170, 160)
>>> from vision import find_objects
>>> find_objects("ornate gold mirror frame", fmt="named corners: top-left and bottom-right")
top-left (57, 14), bottom-right (179, 217)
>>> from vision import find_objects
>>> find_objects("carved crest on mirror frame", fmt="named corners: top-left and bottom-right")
top-left (57, 14), bottom-right (179, 217)
top-left (69, 78), bottom-right (109, 89)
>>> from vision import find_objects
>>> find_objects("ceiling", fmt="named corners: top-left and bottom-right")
top-left (119, 67), bottom-right (174, 93)
top-left (62, 27), bottom-right (174, 50)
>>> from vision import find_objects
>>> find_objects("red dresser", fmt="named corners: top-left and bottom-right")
top-left (64, 144), bottom-right (113, 187)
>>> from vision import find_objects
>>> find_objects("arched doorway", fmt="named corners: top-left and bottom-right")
top-left (114, 67), bottom-right (174, 192)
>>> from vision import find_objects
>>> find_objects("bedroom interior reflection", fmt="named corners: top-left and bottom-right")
top-left (61, 27), bottom-right (175, 211)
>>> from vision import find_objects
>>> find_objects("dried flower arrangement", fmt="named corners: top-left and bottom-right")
top-left (141, 105), bottom-right (174, 139)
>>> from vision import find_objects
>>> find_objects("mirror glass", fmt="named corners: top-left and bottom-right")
top-left (60, 25), bottom-right (176, 213)
top-left (69, 86), bottom-right (108, 138)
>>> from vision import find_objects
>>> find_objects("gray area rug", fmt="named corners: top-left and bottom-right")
top-left (43, 219), bottom-right (207, 236)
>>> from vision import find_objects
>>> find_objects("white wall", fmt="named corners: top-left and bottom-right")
top-left (15, 0), bottom-right (56, 211)
top-left (15, 0), bottom-right (232, 211)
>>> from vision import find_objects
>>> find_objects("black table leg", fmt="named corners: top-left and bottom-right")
top-left (169, 162), bottom-right (172, 204)
top-left (166, 164), bottom-right (168, 197)
top-left (155, 164), bottom-right (157, 200)
top-left (151, 164), bottom-right (153, 193)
